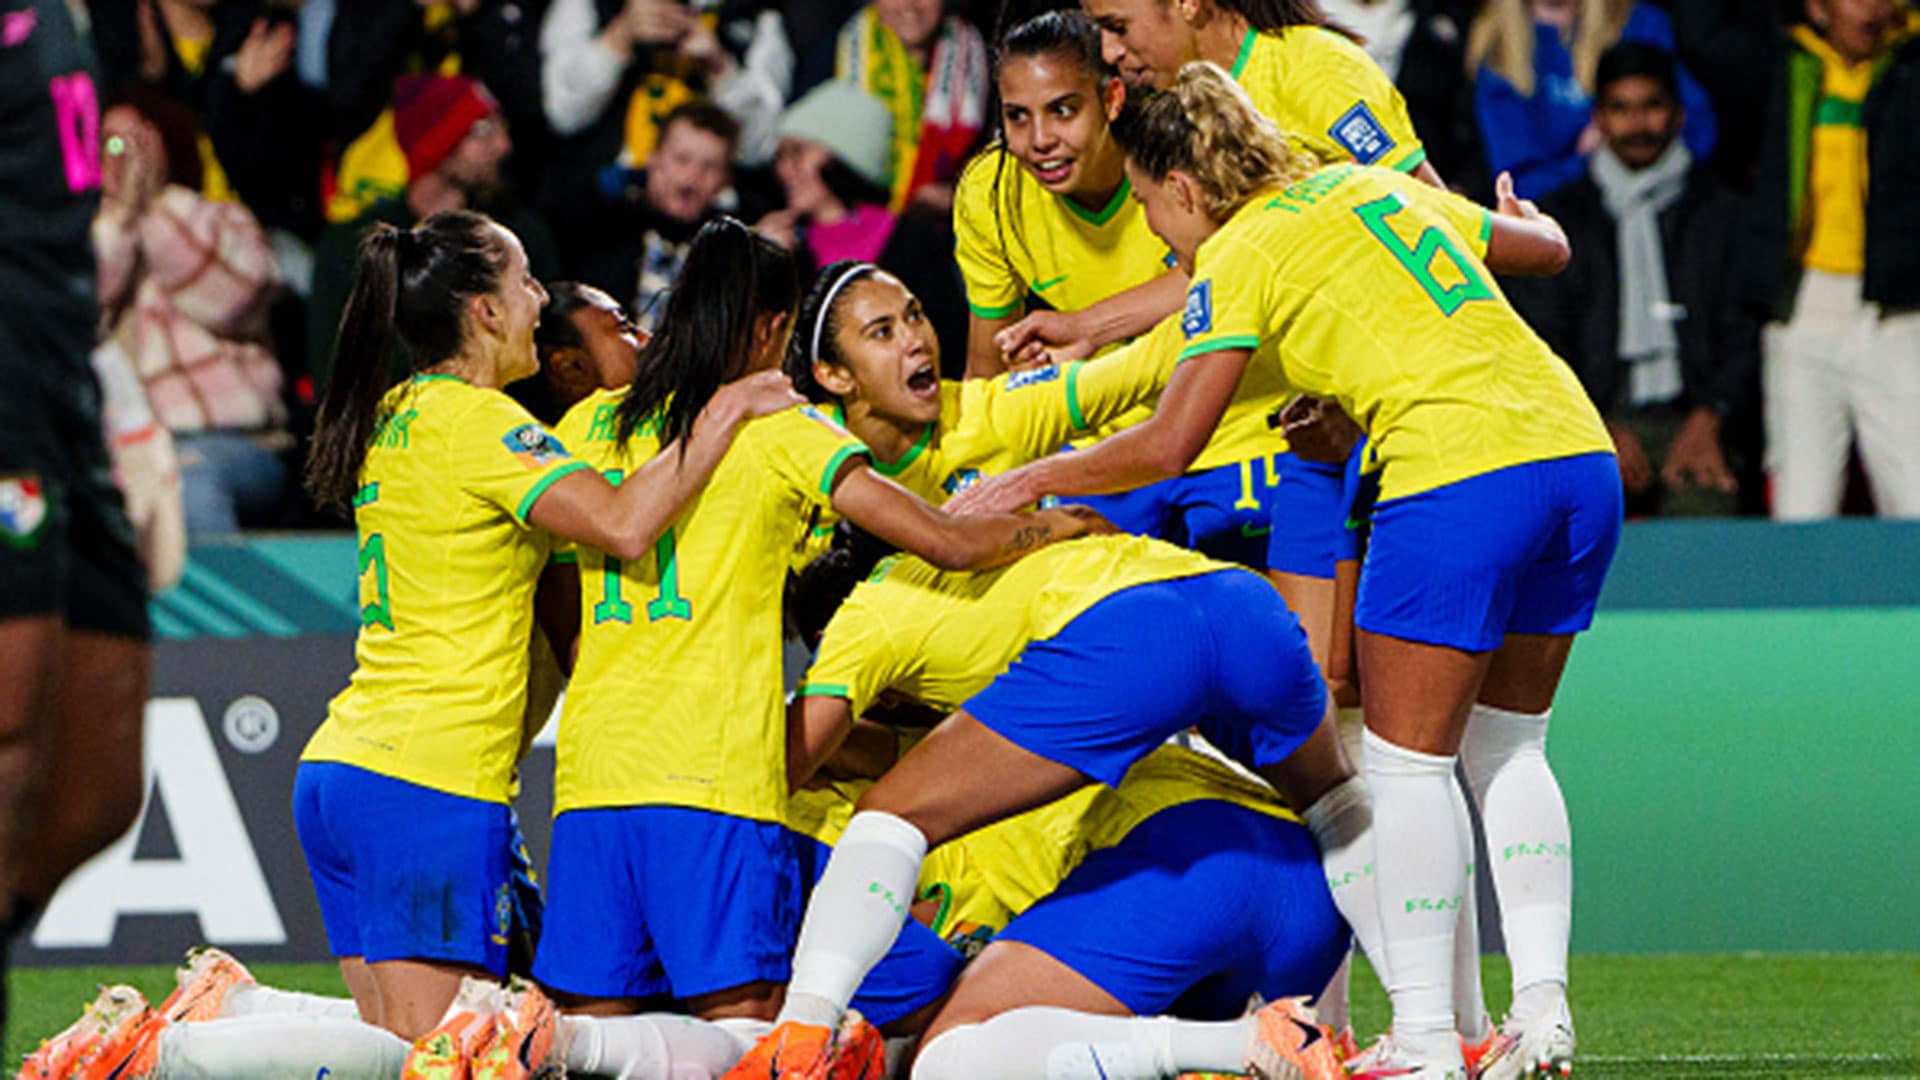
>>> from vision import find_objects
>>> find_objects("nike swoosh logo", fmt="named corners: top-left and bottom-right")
top-left (1242, 523), bottom-right (1272, 537)
top-left (1033, 275), bottom-right (1069, 292)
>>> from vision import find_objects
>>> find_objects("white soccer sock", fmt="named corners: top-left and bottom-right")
top-left (1364, 728), bottom-right (1467, 1066)
top-left (1316, 954), bottom-right (1352, 1033)
top-left (781, 810), bottom-right (928, 1028)
top-left (1317, 705), bottom-right (1370, 1033)
top-left (1451, 773), bottom-right (1491, 1042)
top-left (218, 984), bottom-right (360, 1021)
top-left (558, 1013), bottom-right (745, 1080)
top-left (155, 1015), bottom-right (407, 1079)
top-left (710, 1016), bottom-right (774, 1055)
top-left (911, 1008), bottom-right (1249, 1080)
top-left (1460, 703), bottom-right (1571, 1024)
top-left (1303, 774), bottom-right (1387, 989)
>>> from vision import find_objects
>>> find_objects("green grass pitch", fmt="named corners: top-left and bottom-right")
top-left (10, 954), bottom-right (1919, 1076)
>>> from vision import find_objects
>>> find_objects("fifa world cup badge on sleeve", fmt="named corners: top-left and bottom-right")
top-left (1182, 281), bottom-right (1214, 339)
top-left (1005, 365), bottom-right (1061, 391)
top-left (0, 475), bottom-right (49, 549)
top-left (503, 425), bottom-right (573, 469)
top-left (1330, 102), bottom-right (1395, 166)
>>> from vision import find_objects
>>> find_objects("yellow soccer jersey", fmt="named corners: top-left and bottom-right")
top-left (554, 392), bottom-right (869, 821)
top-left (953, 146), bottom-right (1172, 321)
top-left (798, 534), bottom-right (1236, 718)
top-left (1176, 164), bottom-right (1611, 502)
top-left (1233, 26), bottom-right (1426, 174)
top-left (302, 375), bottom-right (591, 803)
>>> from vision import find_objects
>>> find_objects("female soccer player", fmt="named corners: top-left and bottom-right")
top-left (727, 525), bottom-right (1342, 1080)
top-left (528, 219), bottom-right (1099, 1069)
top-left (294, 209), bottom-right (802, 1046)
top-left (954, 65), bottom-right (1616, 1080)
top-left (957, 9), bottom-right (1310, 577)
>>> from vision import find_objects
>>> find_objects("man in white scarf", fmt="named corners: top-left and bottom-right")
top-left (1506, 41), bottom-right (1757, 517)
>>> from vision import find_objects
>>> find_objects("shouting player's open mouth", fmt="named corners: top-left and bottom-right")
top-left (1028, 157), bottom-right (1075, 188)
top-left (905, 360), bottom-right (939, 401)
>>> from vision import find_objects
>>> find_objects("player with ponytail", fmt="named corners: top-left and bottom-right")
top-left (957, 63), bottom-right (1609, 1080)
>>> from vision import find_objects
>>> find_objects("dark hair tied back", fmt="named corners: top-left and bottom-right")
top-left (784, 260), bottom-right (882, 405)
top-left (614, 217), bottom-right (799, 452)
top-left (305, 209), bottom-right (509, 512)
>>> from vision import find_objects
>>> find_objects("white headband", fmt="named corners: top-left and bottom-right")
top-left (810, 263), bottom-right (876, 364)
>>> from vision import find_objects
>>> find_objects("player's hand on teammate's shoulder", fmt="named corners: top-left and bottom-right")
top-left (712, 370), bottom-right (805, 425)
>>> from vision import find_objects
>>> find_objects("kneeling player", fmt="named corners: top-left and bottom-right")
top-left (727, 533), bottom-right (1362, 1078)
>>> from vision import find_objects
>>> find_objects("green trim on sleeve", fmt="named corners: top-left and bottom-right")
top-left (1392, 146), bottom-right (1430, 174)
top-left (871, 422), bottom-right (933, 477)
top-left (797, 682), bottom-right (851, 698)
top-left (1176, 335), bottom-right (1261, 364)
top-left (515, 460), bottom-right (590, 524)
top-left (819, 444), bottom-right (871, 496)
top-left (968, 298), bottom-right (1023, 320)
top-left (1230, 26), bottom-right (1257, 79)
top-left (1064, 360), bottom-right (1088, 431)
top-left (549, 550), bottom-right (579, 565)
top-left (1478, 207), bottom-right (1493, 249)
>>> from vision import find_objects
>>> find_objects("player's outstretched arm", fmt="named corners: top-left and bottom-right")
top-left (530, 371), bottom-right (803, 560)
top-left (995, 269), bottom-right (1190, 368)
top-left (830, 466), bottom-right (1107, 572)
top-left (947, 346), bottom-right (1249, 515)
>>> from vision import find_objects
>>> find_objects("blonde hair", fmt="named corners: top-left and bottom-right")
top-left (1113, 61), bottom-right (1321, 222)
top-left (1466, 0), bottom-right (1630, 99)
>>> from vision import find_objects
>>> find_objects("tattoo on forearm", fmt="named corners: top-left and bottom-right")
top-left (1002, 523), bottom-right (1053, 555)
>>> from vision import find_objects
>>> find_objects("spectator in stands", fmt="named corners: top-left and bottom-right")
top-left (755, 82), bottom-right (898, 271)
top-left (308, 75), bottom-right (560, 389)
top-left (323, 0), bottom-right (549, 224)
top-left (1737, 0), bottom-right (1920, 520)
top-left (200, 1), bottom-right (329, 237)
top-left (90, 0), bottom-right (255, 202)
top-left (1469, 0), bottom-right (1719, 198)
top-left (1504, 43), bottom-right (1758, 518)
top-left (555, 100), bottom-right (739, 331)
top-left (539, 0), bottom-right (793, 182)
top-left (1670, 0), bottom-right (1797, 190)
top-left (1321, 0), bottom-right (1490, 197)
top-left (833, 0), bottom-right (989, 214)
top-left (95, 102), bottom-right (291, 534)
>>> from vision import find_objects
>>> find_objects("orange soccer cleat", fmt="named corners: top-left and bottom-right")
top-left (1245, 997), bottom-right (1346, 1080)
top-left (402, 977), bottom-right (504, 1080)
top-left (822, 1012), bottom-right (888, 1080)
top-left (470, 977), bottom-right (562, 1080)
top-left (718, 1018), bottom-right (837, 1080)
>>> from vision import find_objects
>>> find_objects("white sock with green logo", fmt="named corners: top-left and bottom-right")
top-left (558, 1013), bottom-right (745, 1079)
top-left (1364, 728), bottom-right (1468, 1066)
top-left (780, 810), bottom-right (928, 1029)
top-left (1461, 703), bottom-right (1570, 1026)
top-left (156, 1015), bottom-right (407, 1079)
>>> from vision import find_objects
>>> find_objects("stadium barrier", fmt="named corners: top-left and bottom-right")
top-left (12, 522), bottom-right (1920, 967)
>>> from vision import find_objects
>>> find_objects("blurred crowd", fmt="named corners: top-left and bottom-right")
top-left (77, 0), bottom-right (1920, 538)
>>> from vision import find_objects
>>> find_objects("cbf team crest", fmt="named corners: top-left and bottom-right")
top-left (0, 474), bottom-right (49, 549)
